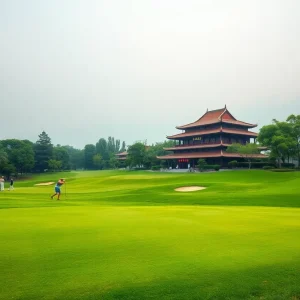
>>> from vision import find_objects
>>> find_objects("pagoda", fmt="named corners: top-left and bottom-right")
top-left (115, 151), bottom-right (128, 161)
top-left (157, 106), bottom-right (267, 168)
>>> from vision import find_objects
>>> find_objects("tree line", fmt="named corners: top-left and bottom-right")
top-left (0, 132), bottom-right (174, 177)
top-left (0, 131), bottom-right (127, 177)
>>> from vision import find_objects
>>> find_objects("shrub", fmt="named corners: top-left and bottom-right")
top-left (237, 162), bottom-right (275, 169)
top-left (203, 164), bottom-right (220, 171)
top-left (197, 159), bottom-right (207, 172)
top-left (263, 166), bottom-right (273, 170)
top-left (228, 160), bottom-right (238, 169)
top-left (214, 164), bottom-right (221, 171)
top-left (270, 168), bottom-right (296, 172)
top-left (151, 165), bottom-right (160, 171)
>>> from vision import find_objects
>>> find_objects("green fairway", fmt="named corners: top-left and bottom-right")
top-left (1, 170), bottom-right (300, 299)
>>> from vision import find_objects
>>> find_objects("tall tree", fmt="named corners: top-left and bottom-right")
top-left (0, 145), bottom-right (8, 170)
top-left (96, 138), bottom-right (109, 161)
top-left (107, 136), bottom-right (115, 154)
top-left (226, 143), bottom-right (261, 169)
top-left (84, 144), bottom-right (96, 169)
top-left (120, 141), bottom-right (126, 152)
top-left (34, 131), bottom-right (53, 172)
top-left (115, 139), bottom-right (121, 153)
top-left (127, 142), bottom-right (146, 168)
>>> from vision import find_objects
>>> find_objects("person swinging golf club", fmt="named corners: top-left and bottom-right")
top-left (51, 178), bottom-right (65, 200)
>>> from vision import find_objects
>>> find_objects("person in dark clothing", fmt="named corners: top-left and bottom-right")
top-left (9, 178), bottom-right (14, 191)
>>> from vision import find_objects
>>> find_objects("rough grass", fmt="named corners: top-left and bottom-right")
top-left (0, 170), bottom-right (300, 299)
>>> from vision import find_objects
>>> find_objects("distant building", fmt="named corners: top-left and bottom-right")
top-left (157, 106), bottom-right (267, 167)
top-left (116, 151), bottom-right (128, 161)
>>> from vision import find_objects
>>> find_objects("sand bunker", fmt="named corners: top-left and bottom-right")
top-left (175, 186), bottom-right (206, 192)
top-left (35, 182), bottom-right (55, 186)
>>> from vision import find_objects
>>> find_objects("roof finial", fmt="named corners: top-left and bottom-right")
top-left (225, 104), bottom-right (227, 109)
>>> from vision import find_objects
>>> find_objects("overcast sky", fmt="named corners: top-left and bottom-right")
top-left (1, 0), bottom-right (299, 148)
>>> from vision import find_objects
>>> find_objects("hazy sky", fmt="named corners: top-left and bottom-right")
top-left (1, 0), bottom-right (299, 148)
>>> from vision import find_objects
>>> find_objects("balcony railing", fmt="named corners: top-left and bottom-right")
top-left (174, 140), bottom-right (248, 147)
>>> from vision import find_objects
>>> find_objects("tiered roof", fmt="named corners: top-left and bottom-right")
top-left (116, 151), bottom-right (128, 160)
top-left (167, 127), bottom-right (258, 139)
top-left (176, 107), bottom-right (257, 130)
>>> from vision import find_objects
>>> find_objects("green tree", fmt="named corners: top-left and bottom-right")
top-left (48, 159), bottom-right (62, 171)
top-left (84, 144), bottom-right (96, 169)
top-left (107, 137), bottom-right (116, 154)
top-left (142, 141), bottom-right (176, 169)
top-left (34, 131), bottom-right (53, 172)
top-left (226, 143), bottom-right (261, 169)
top-left (53, 146), bottom-right (70, 170)
top-left (0, 145), bottom-right (8, 170)
top-left (109, 154), bottom-right (119, 169)
top-left (127, 142), bottom-right (146, 168)
top-left (115, 139), bottom-right (121, 153)
top-left (0, 139), bottom-right (35, 173)
top-left (258, 122), bottom-right (296, 167)
top-left (93, 154), bottom-right (103, 169)
top-left (96, 138), bottom-right (109, 162)
top-left (286, 114), bottom-right (300, 166)
top-left (1, 163), bottom-right (16, 178)
top-left (120, 141), bottom-right (126, 152)
top-left (63, 146), bottom-right (84, 170)
top-left (197, 159), bottom-right (207, 172)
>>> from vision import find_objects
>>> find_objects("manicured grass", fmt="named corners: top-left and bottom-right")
top-left (0, 170), bottom-right (300, 299)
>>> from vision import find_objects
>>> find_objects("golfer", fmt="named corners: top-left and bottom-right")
top-left (9, 178), bottom-right (14, 191)
top-left (0, 176), bottom-right (4, 191)
top-left (51, 178), bottom-right (65, 200)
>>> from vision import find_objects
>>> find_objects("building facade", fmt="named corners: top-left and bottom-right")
top-left (157, 106), bottom-right (267, 168)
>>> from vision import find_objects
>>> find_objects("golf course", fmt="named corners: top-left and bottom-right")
top-left (1, 170), bottom-right (300, 300)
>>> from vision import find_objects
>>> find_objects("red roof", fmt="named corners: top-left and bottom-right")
top-left (176, 107), bottom-right (257, 129)
top-left (157, 150), bottom-right (268, 160)
top-left (167, 127), bottom-right (258, 139)
top-left (222, 128), bottom-right (258, 137)
top-left (116, 151), bottom-right (128, 156)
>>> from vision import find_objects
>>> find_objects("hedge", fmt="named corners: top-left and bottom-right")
top-left (281, 163), bottom-right (295, 168)
top-left (235, 162), bottom-right (276, 169)
top-left (203, 164), bottom-right (221, 171)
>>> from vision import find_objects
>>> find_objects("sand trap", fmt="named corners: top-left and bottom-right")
top-left (175, 186), bottom-right (206, 192)
top-left (35, 182), bottom-right (55, 186)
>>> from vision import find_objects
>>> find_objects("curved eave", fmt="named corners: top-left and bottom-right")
top-left (167, 128), bottom-right (258, 139)
top-left (222, 120), bottom-right (257, 128)
top-left (176, 120), bottom-right (219, 129)
top-left (176, 121), bottom-right (257, 130)
top-left (157, 150), bottom-right (268, 160)
top-left (116, 151), bottom-right (128, 156)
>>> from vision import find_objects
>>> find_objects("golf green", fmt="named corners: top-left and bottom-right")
top-left (0, 170), bottom-right (300, 299)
